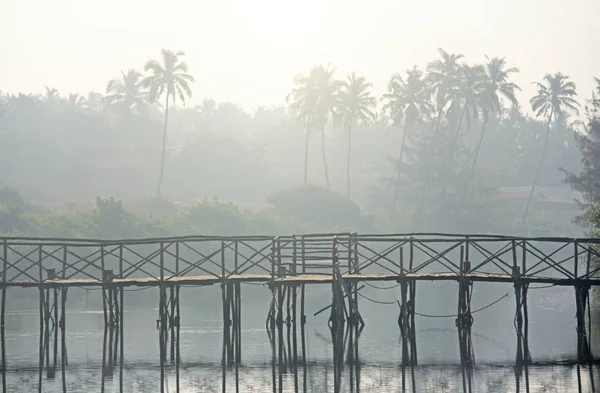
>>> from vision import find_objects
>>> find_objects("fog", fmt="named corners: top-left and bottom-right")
top-left (2, 0), bottom-right (599, 111)
top-left (1, 1), bottom-right (599, 237)
top-left (1, 1), bottom-right (599, 391)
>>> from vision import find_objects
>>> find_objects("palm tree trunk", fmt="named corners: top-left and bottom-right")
top-left (321, 122), bottom-right (330, 189)
top-left (522, 109), bottom-right (553, 224)
top-left (156, 94), bottom-right (170, 198)
top-left (432, 105), bottom-right (444, 141)
top-left (467, 109), bottom-right (489, 194)
top-left (390, 117), bottom-right (410, 219)
top-left (346, 124), bottom-right (352, 198)
top-left (453, 103), bottom-right (467, 147)
top-left (304, 124), bottom-right (310, 183)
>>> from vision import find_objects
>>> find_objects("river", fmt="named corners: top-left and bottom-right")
top-left (1, 283), bottom-right (598, 392)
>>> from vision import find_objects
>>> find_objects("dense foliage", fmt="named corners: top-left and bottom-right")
top-left (0, 47), bottom-right (596, 237)
top-left (563, 78), bottom-right (600, 227)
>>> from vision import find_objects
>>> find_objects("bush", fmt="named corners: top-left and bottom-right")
top-left (267, 184), bottom-right (365, 230)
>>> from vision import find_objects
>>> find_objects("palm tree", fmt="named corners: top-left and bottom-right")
top-left (469, 57), bottom-right (520, 189)
top-left (85, 92), bottom-right (105, 114)
top-left (287, 72), bottom-right (315, 184)
top-left (336, 73), bottom-right (376, 197)
top-left (105, 69), bottom-right (149, 115)
top-left (450, 64), bottom-right (486, 143)
top-left (40, 86), bottom-right (60, 104)
top-left (64, 93), bottom-right (87, 112)
top-left (426, 48), bottom-right (464, 137)
top-left (287, 64), bottom-right (340, 188)
top-left (383, 66), bottom-right (433, 217)
top-left (523, 73), bottom-right (579, 223)
top-left (143, 49), bottom-right (194, 197)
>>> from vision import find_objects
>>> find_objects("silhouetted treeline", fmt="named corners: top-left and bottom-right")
top-left (1, 48), bottom-right (598, 237)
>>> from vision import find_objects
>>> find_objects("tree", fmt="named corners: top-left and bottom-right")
top-left (287, 72), bottom-right (315, 184)
top-left (449, 64), bottom-right (486, 146)
top-left (143, 49), bottom-right (195, 197)
top-left (563, 77), bottom-right (600, 225)
top-left (382, 66), bottom-right (433, 217)
top-left (0, 91), bottom-right (6, 119)
top-left (469, 56), bottom-right (520, 190)
top-left (105, 69), bottom-right (149, 116)
top-left (336, 72), bottom-right (376, 197)
top-left (426, 48), bottom-right (464, 137)
top-left (85, 92), bottom-right (105, 114)
top-left (523, 73), bottom-right (579, 223)
top-left (40, 86), bottom-right (60, 105)
top-left (287, 64), bottom-right (340, 188)
top-left (64, 93), bottom-right (87, 113)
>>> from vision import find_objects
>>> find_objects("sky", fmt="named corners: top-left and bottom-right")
top-left (1, 0), bottom-right (599, 114)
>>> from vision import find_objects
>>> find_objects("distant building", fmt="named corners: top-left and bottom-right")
top-left (496, 186), bottom-right (581, 212)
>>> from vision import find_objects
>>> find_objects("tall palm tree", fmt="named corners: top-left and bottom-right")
top-left (336, 73), bottom-right (376, 197)
top-left (522, 73), bottom-right (579, 223)
top-left (450, 64), bottom-right (486, 144)
top-left (383, 66), bottom-right (433, 217)
top-left (469, 57), bottom-right (520, 189)
top-left (105, 69), bottom-right (149, 115)
top-left (287, 64), bottom-right (340, 188)
top-left (426, 48), bottom-right (464, 137)
top-left (287, 72), bottom-right (315, 184)
top-left (143, 49), bottom-right (194, 197)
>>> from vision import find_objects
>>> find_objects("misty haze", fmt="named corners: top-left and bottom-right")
top-left (0, 0), bottom-right (599, 392)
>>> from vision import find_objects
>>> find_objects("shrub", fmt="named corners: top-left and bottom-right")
top-left (267, 184), bottom-right (364, 229)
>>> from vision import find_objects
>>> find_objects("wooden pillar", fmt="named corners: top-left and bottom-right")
top-left (118, 246), bottom-right (124, 393)
top-left (170, 285), bottom-right (176, 363)
top-left (408, 280), bottom-right (417, 366)
top-left (1, 240), bottom-right (6, 393)
top-left (277, 283), bottom-right (284, 393)
top-left (159, 242), bottom-right (166, 393)
top-left (60, 286), bottom-right (67, 393)
top-left (457, 249), bottom-right (474, 393)
top-left (234, 282), bottom-right (241, 393)
top-left (292, 284), bottom-right (299, 393)
top-left (226, 282), bottom-right (234, 366)
top-left (330, 236), bottom-right (345, 393)
top-left (174, 242), bottom-right (180, 393)
top-left (42, 268), bottom-right (57, 380)
top-left (220, 282), bottom-right (227, 393)
top-left (575, 284), bottom-right (593, 363)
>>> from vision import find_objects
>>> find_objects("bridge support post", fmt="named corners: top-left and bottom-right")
top-left (101, 270), bottom-right (120, 387)
top-left (162, 284), bottom-right (180, 367)
top-left (575, 284), bottom-right (593, 363)
top-left (514, 278), bottom-right (531, 368)
top-left (456, 260), bottom-right (474, 368)
top-left (39, 268), bottom-right (61, 381)
top-left (330, 238), bottom-right (345, 393)
top-left (397, 279), bottom-right (417, 367)
top-left (222, 281), bottom-right (241, 369)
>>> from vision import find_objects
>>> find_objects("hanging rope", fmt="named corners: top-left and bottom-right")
top-left (363, 281), bottom-right (400, 290)
top-left (357, 290), bottom-right (510, 318)
top-left (414, 293), bottom-right (509, 318)
top-left (357, 292), bottom-right (397, 305)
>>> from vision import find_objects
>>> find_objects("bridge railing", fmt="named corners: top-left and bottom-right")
top-left (0, 234), bottom-right (599, 285)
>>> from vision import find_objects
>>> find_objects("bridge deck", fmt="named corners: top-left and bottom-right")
top-left (4, 273), bottom-right (599, 288)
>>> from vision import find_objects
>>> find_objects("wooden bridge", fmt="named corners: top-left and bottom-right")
top-left (0, 233), bottom-right (598, 393)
